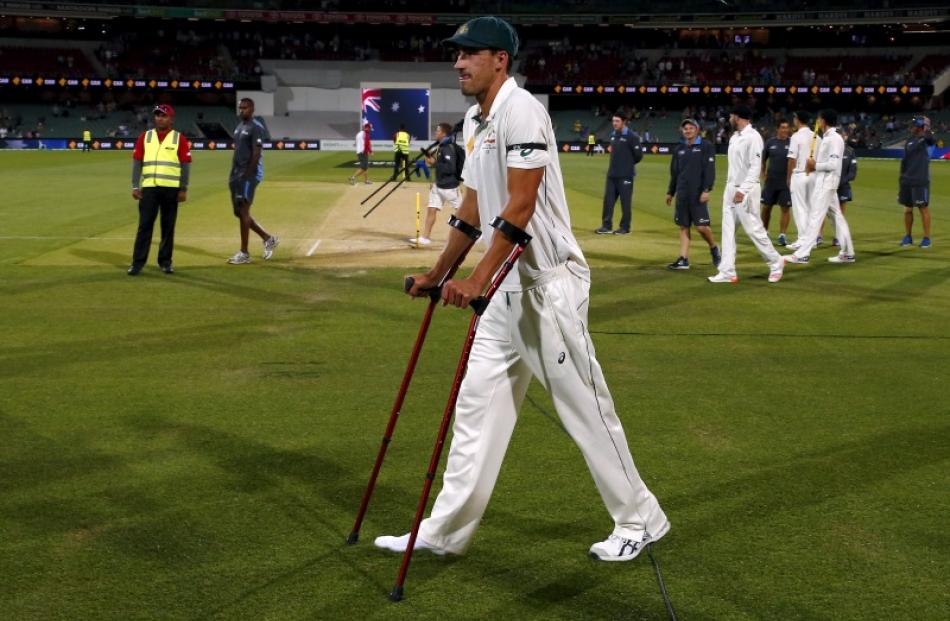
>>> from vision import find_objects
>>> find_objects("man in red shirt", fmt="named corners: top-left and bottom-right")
top-left (128, 104), bottom-right (191, 275)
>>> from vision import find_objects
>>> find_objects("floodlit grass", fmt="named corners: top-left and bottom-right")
top-left (1, 150), bottom-right (948, 620)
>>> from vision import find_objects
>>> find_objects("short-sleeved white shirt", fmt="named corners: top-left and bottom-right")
top-left (788, 126), bottom-right (819, 174)
top-left (461, 77), bottom-right (588, 291)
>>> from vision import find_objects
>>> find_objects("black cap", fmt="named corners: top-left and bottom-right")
top-left (731, 104), bottom-right (753, 120)
top-left (442, 16), bottom-right (520, 57)
top-left (680, 118), bottom-right (699, 128)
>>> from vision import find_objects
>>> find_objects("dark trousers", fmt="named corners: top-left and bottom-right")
top-left (132, 186), bottom-right (180, 267)
top-left (602, 176), bottom-right (634, 231)
top-left (392, 151), bottom-right (411, 181)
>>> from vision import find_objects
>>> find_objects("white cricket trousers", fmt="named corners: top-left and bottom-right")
top-left (716, 183), bottom-right (783, 279)
top-left (793, 184), bottom-right (854, 258)
top-left (789, 172), bottom-right (814, 241)
top-left (418, 264), bottom-right (667, 554)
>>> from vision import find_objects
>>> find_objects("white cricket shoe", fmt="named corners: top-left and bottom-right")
top-left (783, 254), bottom-right (809, 264)
top-left (407, 236), bottom-right (432, 246)
top-left (827, 254), bottom-right (855, 264)
top-left (227, 251), bottom-right (251, 264)
top-left (589, 521), bottom-right (670, 562)
top-left (707, 273), bottom-right (739, 284)
top-left (787, 241), bottom-right (802, 250)
top-left (768, 263), bottom-right (784, 283)
top-left (263, 235), bottom-right (280, 260)
top-left (374, 533), bottom-right (446, 556)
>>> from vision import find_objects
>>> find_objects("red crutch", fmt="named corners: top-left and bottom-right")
top-left (390, 230), bottom-right (531, 602)
top-left (347, 216), bottom-right (481, 545)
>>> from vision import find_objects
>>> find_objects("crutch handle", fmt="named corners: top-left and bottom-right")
top-left (404, 277), bottom-right (441, 302)
top-left (469, 297), bottom-right (489, 316)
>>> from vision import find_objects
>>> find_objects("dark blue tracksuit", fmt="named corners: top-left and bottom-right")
top-left (602, 127), bottom-right (642, 231)
top-left (668, 137), bottom-right (716, 227)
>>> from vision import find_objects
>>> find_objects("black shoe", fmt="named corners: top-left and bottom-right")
top-left (595, 227), bottom-right (613, 234)
top-left (127, 264), bottom-right (142, 276)
top-left (710, 246), bottom-right (722, 268)
top-left (666, 257), bottom-right (690, 270)
top-left (160, 263), bottom-right (174, 274)
top-left (612, 229), bottom-right (630, 235)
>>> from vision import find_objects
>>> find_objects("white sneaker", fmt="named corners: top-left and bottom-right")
top-left (768, 263), bottom-right (784, 283)
top-left (364, 180), bottom-right (373, 185)
top-left (707, 273), bottom-right (738, 284)
top-left (589, 521), bottom-right (670, 562)
top-left (783, 254), bottom-right (808, 264)
top-left (373, 533), bottom-right (446, 556)
top-left (787, 241), bottom-right (802, 250)
top-left (828, 254), bottom-right (855, 264)
top-left (407, 236), bottom-right (431, 246)
top-left (227, 251), bottom-right (251, 264)
top-left (263, 235), bottom-right (280, 260)
top-left (348, 176), bottom-right (356, 186)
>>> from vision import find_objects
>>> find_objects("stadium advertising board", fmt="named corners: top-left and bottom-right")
top-left (0, 76), bottom-right (236, 90)
top-left (549, 84), bottom-right (928, 96)
top-left (0, 139), bottom-right (321, 151)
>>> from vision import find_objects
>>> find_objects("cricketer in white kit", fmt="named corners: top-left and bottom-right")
top-left (708, 105), bottom-right (784, 284)
top-left (787, 111), bottom-right (820, 247)
top-left (375, 16), bottom-right (669, 562)
top-left (786, 109), bottom-right (855, 263)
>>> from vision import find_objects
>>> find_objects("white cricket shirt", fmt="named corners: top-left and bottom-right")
top-left (788, 126), bottom-right (819, 174)
top-left (725, 123), bottom-right (764, 195)
top-left (461, 77), bottom-right (588, 291)
top-left (812, 127), bottom-right (844, 192)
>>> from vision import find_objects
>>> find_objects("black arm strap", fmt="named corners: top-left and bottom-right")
top-left (448, 215), bottom-right (482, 241)
top-left (490, 217), bottom-right (532, 247)
top-left (506, 142), bottom-right (547, 152)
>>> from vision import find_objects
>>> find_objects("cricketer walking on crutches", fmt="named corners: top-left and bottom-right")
top-left (373, 15), bottom-right (669, 572)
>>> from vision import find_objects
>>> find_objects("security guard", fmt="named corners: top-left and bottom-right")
top-left (82, 128), bottom-right (91, 152)
top-left (665, 118), bottom-right (719, 270)
top-left (127, 104), bottom-right (190, 275)
top-left (586, 131), bottom-right (596, 156)
top-left (392, 124), bottom-right (411, 182)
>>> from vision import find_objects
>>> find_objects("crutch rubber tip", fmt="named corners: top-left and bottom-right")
top-left (346, 532), bottom-right (359, 545)
top-left (389, 586), bottom-right (404, 602)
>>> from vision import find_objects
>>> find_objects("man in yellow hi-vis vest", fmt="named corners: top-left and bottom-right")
top-left (587, 132), bottom-right (596, 157)
top-left (392, 124), bottom-right (411, 182)
top-left (82, 128), bottom-right (92, 152)
top-left (127, 104), bottom-right (191, 276)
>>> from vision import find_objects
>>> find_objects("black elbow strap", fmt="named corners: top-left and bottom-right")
top-left (448, 215), bottom-right (482, 241)
top-left (490, 217), bottom-right (532, 247)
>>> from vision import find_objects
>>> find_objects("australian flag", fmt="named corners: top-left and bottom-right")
top-left (362, 87), bottom-right (430, 141)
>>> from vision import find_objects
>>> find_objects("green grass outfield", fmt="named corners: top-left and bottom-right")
top-left (1, 150), bottom-right (948, 620)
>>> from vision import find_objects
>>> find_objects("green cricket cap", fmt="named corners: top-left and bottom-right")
top-left (442, 16), bottom-right (520, 57)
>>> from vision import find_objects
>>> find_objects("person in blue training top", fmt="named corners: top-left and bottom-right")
top-left (596, 113), bottom-right (643, 235)
top-left (665, 118), bottom-right (719, 270)
top-left (898, 115), bottom-right (935, 249)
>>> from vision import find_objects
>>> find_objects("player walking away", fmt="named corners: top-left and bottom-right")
top-left (595, 113), bottom-right (642, 235)
top-left (787, 111), bottom-right (819, 250)
top-left (82, 128), bottom-right (91, 152)
top-left (708, 105), bottom-right (784, 284)
top-left (760, 120), bottom-right (792, 245)
top-left (392, 124), bottom-right (411, 182)
top-left (408, 122), bottom-right (465, 246)
top-left (820, 131), bottom-right (857, 246)
top-left (227, 98), bottom-right (278, 265)
top-left (375, 15), bottom-right (669, 562)
top-left (349, 121), bottom-right (372, 185)
top-left (665, 118), bottom-right (719, 270)
top-left (127, 104), bottom-right (190, 276)
top-left (899, 115), bottom-right (935, 248)
top-left (784, 109), bottom-right (855, 265)
top-left (586, 131), bottom-right (596, 156)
